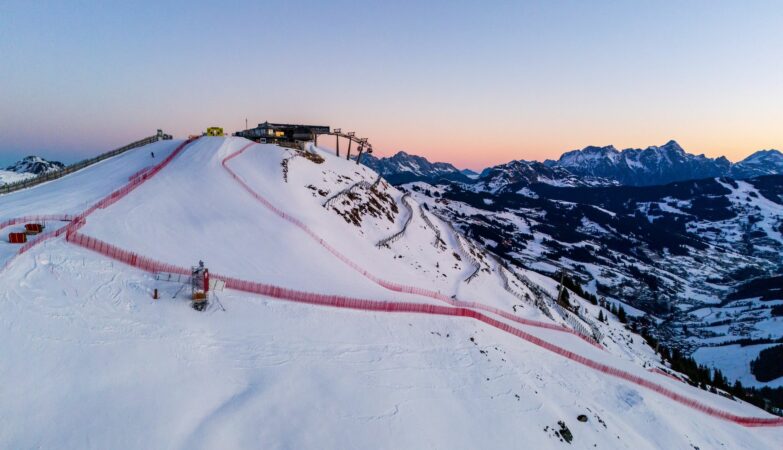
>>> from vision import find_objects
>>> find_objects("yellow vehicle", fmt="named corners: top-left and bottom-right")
top-left (206, 127), bottom-right (224, 136)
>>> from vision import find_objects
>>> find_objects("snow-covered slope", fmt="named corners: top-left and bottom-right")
top-left (0, 137), bottom-right (780, 448)
top-left (410, 174), bottom-right (783, 388)
top-left (0, 169), bottom-right (34, 185)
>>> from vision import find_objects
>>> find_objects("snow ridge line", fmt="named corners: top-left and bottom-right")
top-left (376, 193), bottom-right (413, 248)
top-left (61, 229), bottom-right (783, 427)
top-left (222, 143), bottom-right (601, 347)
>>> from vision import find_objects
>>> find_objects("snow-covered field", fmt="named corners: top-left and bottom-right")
top-left (0, 137), bottom-right (780, 448)
top-left (0, 169), bottom-right (34, 185)
top-left (693, 344), bottom-right (783, 389)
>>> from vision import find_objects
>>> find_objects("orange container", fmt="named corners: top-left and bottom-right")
top-left (8, 232), bottom-right (27, 244)
top-left (24, 223), bottom-right (43, 234)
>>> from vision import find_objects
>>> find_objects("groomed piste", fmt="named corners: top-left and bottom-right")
top-left (0, 137), bottom-right (783, 448)
top-left (2, 135), bottom-right (777, 427)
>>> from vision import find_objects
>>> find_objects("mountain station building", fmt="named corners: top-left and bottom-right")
top-left (234, 122), bottom-right (330, 145)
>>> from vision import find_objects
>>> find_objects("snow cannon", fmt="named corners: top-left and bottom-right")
top-left (191, 260), bottom-right (210, 311)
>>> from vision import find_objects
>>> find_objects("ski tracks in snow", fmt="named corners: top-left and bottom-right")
top-left (2, 137), bottom-right (780, 428)
top-left (218, 141), bottom-right (783, 427)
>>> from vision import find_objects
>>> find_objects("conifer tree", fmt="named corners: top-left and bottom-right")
top-left (617, 305), bottom-right (627, 323)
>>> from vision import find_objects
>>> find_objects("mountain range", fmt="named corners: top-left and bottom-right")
top-left (363, 141), bottom-right (783, 189)
top-left (1, 137), bottom-right (781, 447)
top-left (5, 155), bottom-right (64, 175)
top-left (358, 141), bottom-right (783, 389)
top-left (406, 170), bottom-right (783, 390)
top-left (549, 141), bottom-right (783, 186)
top-left (6, 143), bottom-right (783, 390)
top-left (359, 151), bottom-right (472, 184)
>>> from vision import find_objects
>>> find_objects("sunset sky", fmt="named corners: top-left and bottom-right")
top-left (1, 1), bottom-right (782, 170)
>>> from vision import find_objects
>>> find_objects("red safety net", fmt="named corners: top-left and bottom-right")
top-left (0, 215), bottom-right (75, 231)
top-left (68, 138), bottom-right (196, 233)
top-left (7, 137), bottom-right (782, 427)
top-left (1, 140), bottom-right (195, 271)
top-left (63, 229), bottom-right (783, 427)
top-left (222, 143), bottom-right (603, 348)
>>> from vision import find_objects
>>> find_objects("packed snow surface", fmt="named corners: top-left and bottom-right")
top-left (0, 169), bottom-right (34, 185)
top-left (0, 137), bottom-right (780, 449)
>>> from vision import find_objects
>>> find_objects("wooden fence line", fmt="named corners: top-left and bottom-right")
top-left (0, 131), bottom-right (172, 195)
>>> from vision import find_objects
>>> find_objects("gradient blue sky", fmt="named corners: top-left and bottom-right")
top-left (1, 1), bottom-right (782, 169)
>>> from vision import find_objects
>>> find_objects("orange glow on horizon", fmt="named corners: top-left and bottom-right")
top-left (343, 127), bottom-right (783, 171)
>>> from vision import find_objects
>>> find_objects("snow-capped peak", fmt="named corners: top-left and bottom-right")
top-left (359, 151), bottom-right (471, 184)
top-left (660, 139), bottom-right (685, 153)
top-left (739, 149), bottom-right (783, 165)
top-left (5, 155), bottom-right (65, 176)
top-left (554, 140), bottom-right (732, 186)
top-left (473, 159), bottom-right (617, 193)
top-left (732, 149), bottom-right (783, 178)
top-left (0, 137), bottom-right (780, 448)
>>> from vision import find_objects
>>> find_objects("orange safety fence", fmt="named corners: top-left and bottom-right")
top-left (5, 136), bottom-right (782, 426)
top-left (0, 215), bottom-right (75, 231)
top-left (0, 139), bottom-right (196, 273)
top-left (63, 228), bottom-right (783, 428)
top-left (222, 143), bottom-right (603, 348)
